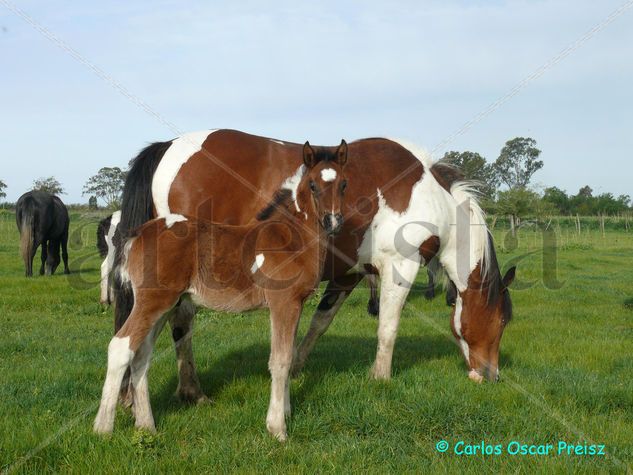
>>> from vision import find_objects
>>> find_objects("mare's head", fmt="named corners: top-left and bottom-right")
top-left (449, 244), bottom-right (516, 382)
top-left (298, 140), bottom-right (348, 235)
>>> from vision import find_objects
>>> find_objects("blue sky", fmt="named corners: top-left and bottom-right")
top-left (1, 0), bottom-right (631, 203)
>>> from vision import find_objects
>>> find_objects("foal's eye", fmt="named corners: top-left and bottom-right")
top-left (309, 181), bottom-right (317, 193)
top-left (340, 180), bottom-right (347, 193)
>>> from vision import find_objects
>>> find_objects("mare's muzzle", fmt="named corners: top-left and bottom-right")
top-left (323, 213), bottom-right (344, 235)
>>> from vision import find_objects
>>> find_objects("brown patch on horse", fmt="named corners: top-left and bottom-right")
top-left (419, 235), bottom-right (440, 263)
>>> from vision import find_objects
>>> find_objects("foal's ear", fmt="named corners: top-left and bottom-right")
top-left (303, 141), bottom-right (316, 168)
top-left (502, 266), bottom-right (516, 290)
top-left (336, 139), bottom-right (348, 166)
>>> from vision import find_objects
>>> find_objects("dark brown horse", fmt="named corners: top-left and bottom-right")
top-left (113, 129), bottom-right (515, 405)
top-left (15, 190), bottom-right (70, 277)
top-left (95, 142), bottom-right (348, 440)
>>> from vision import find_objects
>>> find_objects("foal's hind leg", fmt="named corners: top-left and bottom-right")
top-left (131, 314), bottom-right (168, 431)
top-left (291, 273), bottom-right (363, 376)
top-left (95, 292), bottom-right (179, 434)
top-left (94, 335), bottom-right (135, 434)
top-left (168, 299), bottom-right (208, 404)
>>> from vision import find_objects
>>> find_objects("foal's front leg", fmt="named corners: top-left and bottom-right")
top-left (266, 300), bottom-right (301, 441)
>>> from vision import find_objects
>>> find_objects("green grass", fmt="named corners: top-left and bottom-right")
top-left (1, 212), bottom-right (632, 473)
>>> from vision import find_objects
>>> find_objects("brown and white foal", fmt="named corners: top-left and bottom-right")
top-left (94, 141), bottom-right (348, 441)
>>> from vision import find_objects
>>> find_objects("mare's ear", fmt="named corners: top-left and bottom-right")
top-left (502, 266), bottom-right (516, 290)
top-left (336, 139), bottom-right (348, 166)
top-left (303, 141), bottom-right (316, 168)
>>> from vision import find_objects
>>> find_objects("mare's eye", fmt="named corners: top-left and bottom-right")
top-left (309, 181), bottom-right (317, 193)
top-left (340, 180), bottom-right (347, 193)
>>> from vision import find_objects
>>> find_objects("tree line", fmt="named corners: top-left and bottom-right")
top-left (441, 137), bottom-right (631, 222)
top-left (0, 138), bottom-right (630, 218)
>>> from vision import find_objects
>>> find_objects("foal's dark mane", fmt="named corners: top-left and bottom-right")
top-left (256, 189), bottom-right (293, 221)
top-left (430, 162), bottom-right (512, 323)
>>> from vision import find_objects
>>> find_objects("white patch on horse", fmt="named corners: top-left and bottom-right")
top-left (270, 139), bottom-right (285, 145)
top-left (251, 253), bottom-right (265, 274)
top-left (117, 238), bottom-right (136, 284)
top-left (320, 168), bottom-right (337, 182)
top-left (101, 210), bottom-right (121, 303)
top-left (152, 130), bottom-right (217, 217)
top-left (280, 165), bottom-right (306, 212)
top-left (453, 294), bottom-right (470, 364)
top-left (164, 214), bottom-right (187, 228)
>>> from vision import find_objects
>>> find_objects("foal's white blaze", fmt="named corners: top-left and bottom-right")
top-left (320, 168), bottom-right (337, 182)
top-left (453, 294), bottom-right (470, 363)
top-left (280, 165), bottom-right (306, 213)
top-left (152, 130), bottom-right (217, 217)
top-left (251, 253), bottom-right (265, 274)
top-left (164, 213), bottom-right (187, 228)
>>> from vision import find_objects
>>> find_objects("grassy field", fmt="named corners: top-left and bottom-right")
top-left (1, 210), bottom-right (632, 473)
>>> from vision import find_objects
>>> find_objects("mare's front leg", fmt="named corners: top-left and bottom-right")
top-left (370, 257), bottom-right (420, 380)
top-left (266, 299), bottom-right (302, 441)
top-left (168, 298), bottom-right (209, 404)
top-left (291, 273), bottom-right (363, 376)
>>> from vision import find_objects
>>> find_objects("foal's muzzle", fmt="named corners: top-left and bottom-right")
top-left (323, 213), bottom-right (344, 235)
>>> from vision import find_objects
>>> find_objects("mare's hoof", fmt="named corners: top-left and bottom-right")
top-left (177, 388), bottom-right (211, 405)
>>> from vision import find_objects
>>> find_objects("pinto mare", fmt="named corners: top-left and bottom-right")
top-left (112, 130), bottom-right (516, 406)
top-left (97, 211), bottom-right (121, 305)
top-left (95, 142), bottom-right (348, 440)
top-left (15, 190), bottom-right (70, 277)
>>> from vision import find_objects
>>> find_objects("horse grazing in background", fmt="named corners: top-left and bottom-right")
top-left (15, 190), bottom-right (70, 277)
top-left (97, 211), bottom-right (121, 305)
top-left (112, 129), bottom-right (516, 407)
top-left (94, 142), bottom-right (348, 441)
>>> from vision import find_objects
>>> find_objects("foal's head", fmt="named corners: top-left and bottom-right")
top-left (299, 140), bottom-right (348, 235)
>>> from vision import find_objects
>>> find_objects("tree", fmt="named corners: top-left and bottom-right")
top-left (494, 137), bottom-right (543, 189)
top-left (577, 185), bottom-right (593, 198)
top-left (442, 150), bottom-right (498, 198)
top-left (88, 196), bottom-right (98, 210)
top-left (33, 176), bottom-right (65, 195)
top-left (0, 179), bottom-right (6, 200)
top-left (82, 167), bottom-right (126, 209)
top-left (542, 186), bottom-right (570, 214)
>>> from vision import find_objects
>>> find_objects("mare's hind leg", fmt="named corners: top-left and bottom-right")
top-left (131, 313), bottom-right (168, 431)
top-left (168, 298), bottom-right (208, 404)
top-left (266, 299), bottom-right (302, 441)
top-left (370, 257), bottom-right (420, 380)
top-left (291, 273), bottom-right (363, 376)
top-left (39, 240), bottom-right (48, 275)
top-left (61, 229), bottom-right (70, 274)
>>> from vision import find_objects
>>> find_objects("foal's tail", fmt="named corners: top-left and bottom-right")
top-left (18, 196), bottom-right (38, 277)
top-left (113, 140), bottom-right (172, 332)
